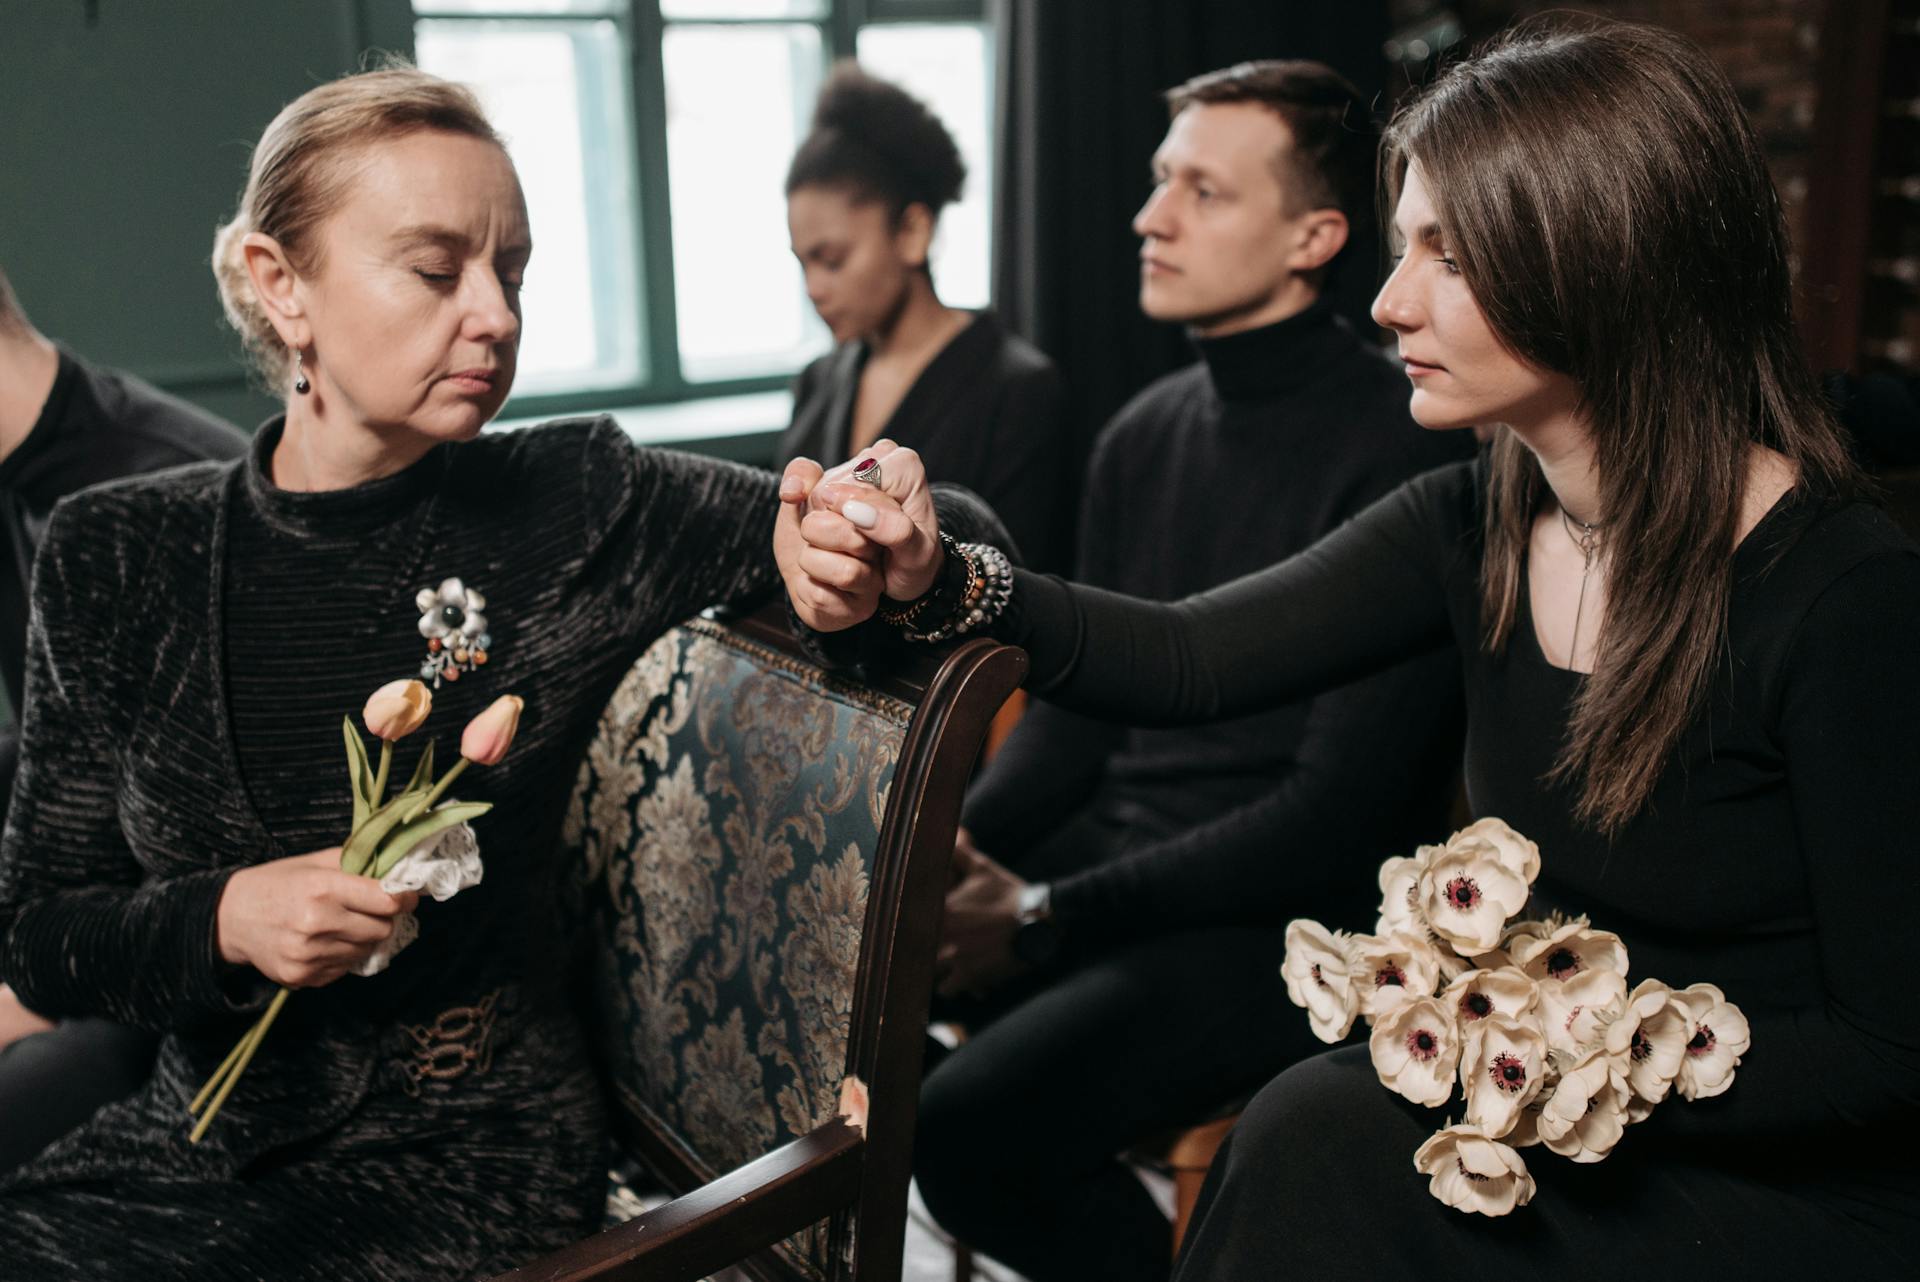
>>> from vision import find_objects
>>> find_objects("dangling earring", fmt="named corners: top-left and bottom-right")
top-left (293, 348), bottom-right (311, 395)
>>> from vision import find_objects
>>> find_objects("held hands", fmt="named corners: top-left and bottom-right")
top-left (935, 831), bottom-right (1030, 999)
top-left (776, 439), bottom-right (944, 633)
top-left (215, 849), bottom-right (420, 989)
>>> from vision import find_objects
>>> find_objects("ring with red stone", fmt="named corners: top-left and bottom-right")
top-left (851, 457), bottom-right (883, 488)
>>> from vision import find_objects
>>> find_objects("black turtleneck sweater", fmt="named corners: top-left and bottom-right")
top-left (962, 303), bottom-right (1473, 941)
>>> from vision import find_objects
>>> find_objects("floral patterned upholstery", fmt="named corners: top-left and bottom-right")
top-left (563, 618), bottom-right (914, 1277)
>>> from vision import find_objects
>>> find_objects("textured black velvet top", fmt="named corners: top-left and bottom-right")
top-left (1002, 456), bottom-right (1920, 1153)
top-left (0, 417), bottom-right (995, 1192)
top-left (963, 304), bottom-right (1473, 940)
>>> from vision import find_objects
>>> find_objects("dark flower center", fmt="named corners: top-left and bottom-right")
top-left (1630, 1029), bottom-right (1652, 1062)
top-left (1408, 1029), bottom-right (1440, 1061)
top-left (1546, 947), bottom-right (1581, 979)
top-left (1687, 1024), bottom-right (1716, 1055)
top-left (1490, 1052), bottom-right (1527, 1093)
top-left (1455, 1157), bottom-right (1491, 1183)
top-left (441, 603), bottom-right (466, 629)
top-left (1375, 964), bottom-right (1406, 989)
top-left (1462, 992), bottom-right (1494, 1020)
top-left (1446, 876), bottom-right (1481, 911)
top-left (1309, 962), bottom-right (1326, 988)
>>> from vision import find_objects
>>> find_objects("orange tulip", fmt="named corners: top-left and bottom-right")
top-left (363, 679), bottom-right (432, 741)
top-left (461, 695), bottom-right (524, 766)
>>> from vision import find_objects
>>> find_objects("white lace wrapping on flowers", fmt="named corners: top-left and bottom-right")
top-left (352, 822), bottom-right (484, 977)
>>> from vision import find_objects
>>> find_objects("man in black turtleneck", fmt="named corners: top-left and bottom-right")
top-left (912, 63), bottom-right (1473, 1281)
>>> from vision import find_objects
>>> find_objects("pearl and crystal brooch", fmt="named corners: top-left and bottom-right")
top-left (417, 577), bottom-right (492, 687)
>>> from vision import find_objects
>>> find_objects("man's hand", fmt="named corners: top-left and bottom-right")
top-left (0, 982), bottom-right (55, 1052)
top-left (935, 834), bottom-right (1030, 999)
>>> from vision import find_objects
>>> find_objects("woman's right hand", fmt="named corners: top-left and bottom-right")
top-left (215, 849), bottom-right (418, 989)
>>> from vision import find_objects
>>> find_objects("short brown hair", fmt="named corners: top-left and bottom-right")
top-left (1165, 60), bottom-right (1374, 221)
top-left (212, 63), bottom-right (502, 389)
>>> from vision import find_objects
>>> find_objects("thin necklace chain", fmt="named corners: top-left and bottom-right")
top-left (1560, 506), bottom-right (1604, 664)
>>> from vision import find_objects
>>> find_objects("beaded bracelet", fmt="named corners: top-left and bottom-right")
top-left (899, 539), bottom-right (1013, 644)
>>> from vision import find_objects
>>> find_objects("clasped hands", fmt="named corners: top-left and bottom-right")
top-left (775, 440), bottom-right (946, 632)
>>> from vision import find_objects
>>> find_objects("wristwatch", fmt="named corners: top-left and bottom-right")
top-left (1012, 881), bottom-right (1062, 968)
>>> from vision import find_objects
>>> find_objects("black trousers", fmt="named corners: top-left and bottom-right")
top-left (0, 1018), bottom-right (156, 1174)
top-left (914, 814), bottom-right (1331, 1282)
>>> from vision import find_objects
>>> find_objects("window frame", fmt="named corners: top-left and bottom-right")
top-left (414, 0), bottom-right (991, 423)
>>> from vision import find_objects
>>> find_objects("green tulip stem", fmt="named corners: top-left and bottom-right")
top-left (188, 1019), bottom-right (257, 1116)
top-left (371, 740), bottom-right (393, 807)
top-left (189, 986), bottom-right (289, 1145)
top-left (413, 756), bottom-right (470, 818)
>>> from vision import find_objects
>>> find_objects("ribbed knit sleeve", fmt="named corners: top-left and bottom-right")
top-left (0, 493), bottom-right (257, 1030)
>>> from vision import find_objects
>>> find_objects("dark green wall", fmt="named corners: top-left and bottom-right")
top-left (0, 1), bottom-right (417, 429)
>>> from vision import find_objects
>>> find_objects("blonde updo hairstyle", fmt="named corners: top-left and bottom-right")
top-left (212, 65), bottom-right (502, 390)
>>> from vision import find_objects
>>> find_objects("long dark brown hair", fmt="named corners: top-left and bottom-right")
top-left (1383, 19), bottom-right (1861, 834)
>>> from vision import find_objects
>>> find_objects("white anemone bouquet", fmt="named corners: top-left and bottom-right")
top-left (1282, 818), bottom-right (1750, 1215)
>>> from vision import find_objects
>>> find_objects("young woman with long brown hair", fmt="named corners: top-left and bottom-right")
top-left (781, 19), bottom-right (1919, 1273)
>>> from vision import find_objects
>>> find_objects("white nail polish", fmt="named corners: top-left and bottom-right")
top-left (843, 500), bottom-right (878, 529)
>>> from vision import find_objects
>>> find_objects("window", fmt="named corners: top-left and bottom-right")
top-left (414, 0), bottom-right (993, 421)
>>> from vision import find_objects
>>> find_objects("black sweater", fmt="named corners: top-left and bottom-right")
top-left (777, 311), bottom-right (1075, 571)
top-left (1003, 457), bottom-right (1920, 1154)
top-left (963, 304), bottom-right (1473, 940)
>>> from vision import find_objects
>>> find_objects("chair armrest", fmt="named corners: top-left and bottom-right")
top-left (492, 1119), bottom-right (866, 1282)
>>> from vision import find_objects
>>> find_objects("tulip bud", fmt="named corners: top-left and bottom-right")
top-left (364, 679), bottom-right (432, 741)
top-left (461, 695), bottom-right (524, 766)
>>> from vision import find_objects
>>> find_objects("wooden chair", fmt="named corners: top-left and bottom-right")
top-left (495, 603), bottom-right (1026, 1282)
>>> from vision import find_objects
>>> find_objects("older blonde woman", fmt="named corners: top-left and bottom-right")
top-left (0, 66), bottom-right (993, 1278)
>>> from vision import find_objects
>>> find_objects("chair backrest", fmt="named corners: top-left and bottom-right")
top-left (564, 604), bottom-right (1025, 1280)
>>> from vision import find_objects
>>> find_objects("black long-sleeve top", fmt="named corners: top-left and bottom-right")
top-left (0, 417), bottom-right (998, 1272)
top-left (962, 303), bottom-right (1473, 941)
top-left (1001, 455), bottom-right (1920, 1157)
top-left (777, 311), bottom-right (1075, 571)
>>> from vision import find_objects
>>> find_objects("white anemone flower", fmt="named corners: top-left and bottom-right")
top-left (1280, 919), bottom-right (1359, 1044)
top-left (1374, 849), bottom-right (1434, 936)
top-left (1602, 978), bottom-right (1690, 1119)
top-left (1445, 817), bottom-right (1541, 886)
top-left (1349, 930), bottom-right (1445, 1022)
top-left (1369, 996), bottom-right (1462, 1106)
top-left (1511, 916), bottom-right (1629, 985)
top-left (1673, 982), bottom-right (1751, 1101)
top-left (1538, 966), bottom-right (1628, 1055)
top-left (1444, 965), bottom-right (1540, 1031)
top-left (1460, 1013), bottom-right (1549, 1138)
top-left (1416, 842), bottom-right (1530, 954)
top-left (1413, 1124), bottom-right (1536, 1216)
top-left (1537, 1046), bottom-right (1629, 1162)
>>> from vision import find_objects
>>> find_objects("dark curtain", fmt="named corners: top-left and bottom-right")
top-left (991, 0), bottom-right (1393, 465)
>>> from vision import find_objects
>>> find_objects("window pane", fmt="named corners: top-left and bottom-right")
top-left (660, 1), bottom-right (827, 19)
top-left (417, 19), bottom-right (644, 397)
top-left (416, 1), bottom-right (621, 14)
top-left (856, 23), bottom-right (992, 309)
top-left (663, 24), bottom-right (827, 381)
